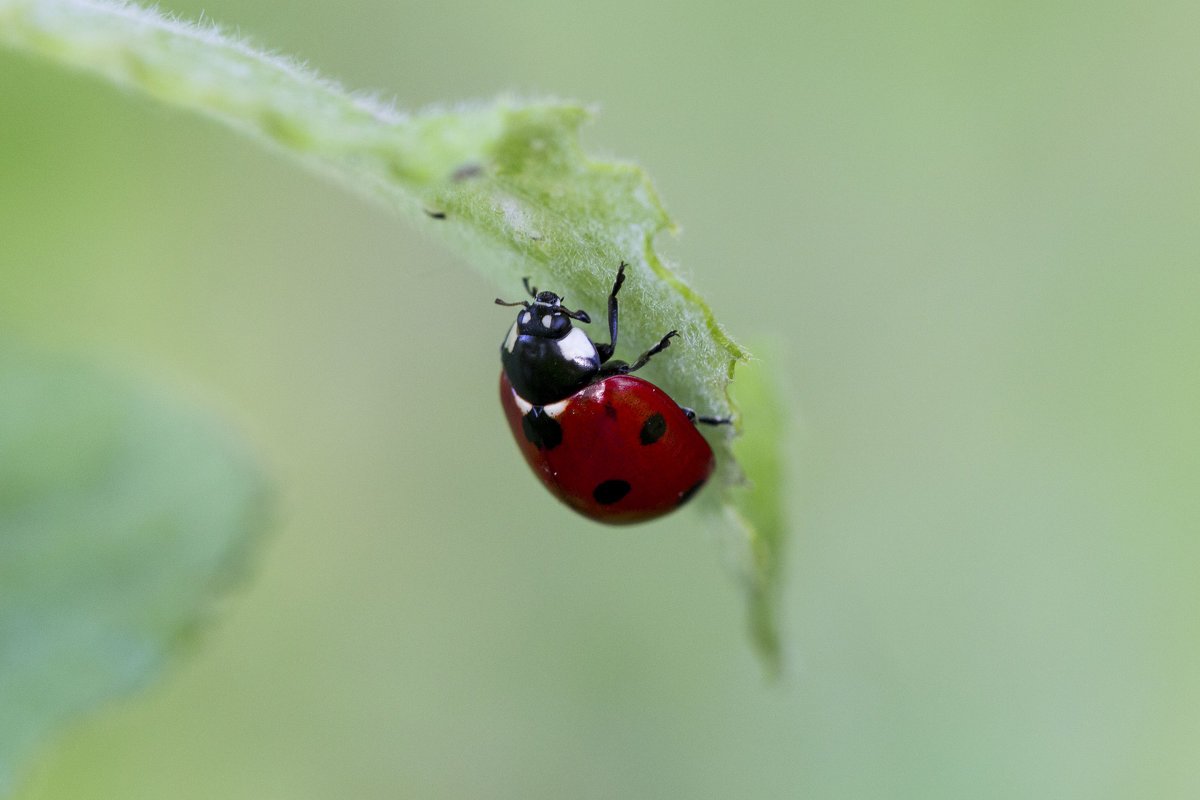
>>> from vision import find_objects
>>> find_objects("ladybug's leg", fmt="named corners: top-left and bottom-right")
top-left (595, 261), bottom-right (627, 365)
top-left (599, 330), bottom-right (678, 379)
top-left (680, 407), bottom-right (733, 426)
top-left (626, 330), bottom-right (677, 372)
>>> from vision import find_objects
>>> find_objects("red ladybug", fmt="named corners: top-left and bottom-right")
top-left (496, 262), bottom-right (729, 524)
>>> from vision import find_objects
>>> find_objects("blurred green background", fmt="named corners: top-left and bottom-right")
top-left (4, 0), bottom-right (1200, 797)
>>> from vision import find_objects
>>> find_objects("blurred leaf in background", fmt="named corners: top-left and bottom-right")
top-left (0, 343), bottom-right (268, 796)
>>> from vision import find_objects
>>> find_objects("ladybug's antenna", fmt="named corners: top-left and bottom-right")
top-left (496, 276), bottom-right (541, 307)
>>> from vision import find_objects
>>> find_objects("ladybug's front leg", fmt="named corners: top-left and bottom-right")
top-left (598, 329), bottom-right (678, 378)
top-left (595, 261), bottom-right (627, 365)
top-left (625, 330), bottom-right (677, 372)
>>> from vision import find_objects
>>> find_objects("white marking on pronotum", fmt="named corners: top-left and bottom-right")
top-left (512, 392), bottom-right (533, 415)
top-left (543, 398), bottom-right (570, 417)
top-left (521, 311), bottom-right (531, 324)
top-left (512, 390), bottom-right (566, 417)
top-left (504, 322), bottom-right (519, 353)
top-left (541, 314), bottom-right (553, 328)
top-left (557, 327), bottom-right (596, 362)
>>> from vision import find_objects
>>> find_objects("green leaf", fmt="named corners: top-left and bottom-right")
top-left (0, 0), bottom-right (787, 670)
top-left (0, 342), bottom-right (269, 795)
top-left (722, 349), bottom-right (790, 676)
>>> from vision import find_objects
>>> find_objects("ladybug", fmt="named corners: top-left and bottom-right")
top-left (496, 262), bottom-right (730, 524)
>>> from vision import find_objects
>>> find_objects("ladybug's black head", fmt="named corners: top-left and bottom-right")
top-left (496, 275), bottom-right (606, 406)
top-left (495, 285), bottom-right (591, 340)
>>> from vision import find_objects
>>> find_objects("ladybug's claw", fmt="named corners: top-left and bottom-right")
top-left (625, 330), bottom-right (677, 373)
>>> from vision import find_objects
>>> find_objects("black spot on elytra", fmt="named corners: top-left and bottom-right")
top-left (593, 479), bottom-right (631, 505)
top-left (521, 408), bottom-right (562, 450)
top-left (676, 479), bottom-right (705, 507)
top-left (639, 412), bottom-right (667, 445)
top-left (603, 402), bottom-right (619, 421)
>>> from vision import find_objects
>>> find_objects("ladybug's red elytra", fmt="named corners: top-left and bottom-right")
top-left (496, 262), bottom-right (730, 524)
